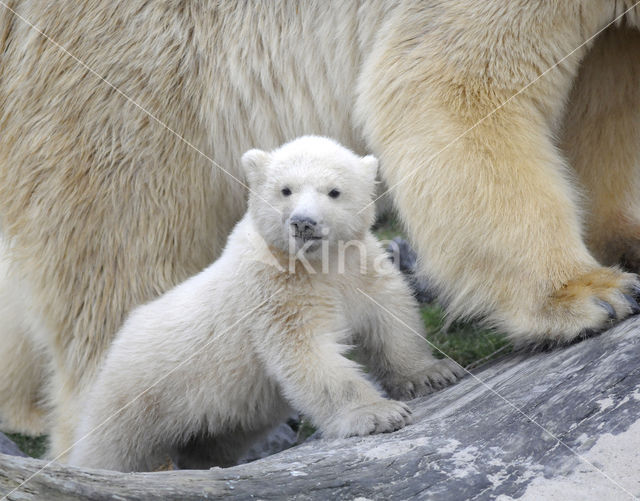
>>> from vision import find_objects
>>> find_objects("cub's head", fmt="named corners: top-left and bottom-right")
top-left (241, 136), bottom-right (378, 257)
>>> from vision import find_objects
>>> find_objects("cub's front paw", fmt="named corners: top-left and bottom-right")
top-left (381, 358), bottom-right (463, 400)
top-left (322, 399), bottom-right (412, 438)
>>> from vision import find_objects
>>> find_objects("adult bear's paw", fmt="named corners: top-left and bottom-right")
top-left (528, 267), bottom-right (640, 345)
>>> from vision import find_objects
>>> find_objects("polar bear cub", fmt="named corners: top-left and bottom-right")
top-left (69, 136), bottom-right (461, 472)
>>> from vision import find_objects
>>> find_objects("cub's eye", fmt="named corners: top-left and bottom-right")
top-left (328, 188), bottom-right (340, 199)
top-left (281, 187), bottom-right (292, 197)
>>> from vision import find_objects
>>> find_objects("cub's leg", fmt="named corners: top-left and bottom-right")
top-left (70, 351), bottom-right (195, 472)
top-left (70, 398), bottom-right (171, 472)
top-left (256, 316), bottom-right (412, 438)
top-left (358, 5), bottom-right (640, 345)
top-left (562, 26), bottom-right (640, 271)
top-left (348, 235), bottom-right (463, 400)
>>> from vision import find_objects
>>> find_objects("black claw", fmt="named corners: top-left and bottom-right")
top-left (623, 294), bottom-right (640, 315)
top-left (596, 299), bottom-right (617, 320)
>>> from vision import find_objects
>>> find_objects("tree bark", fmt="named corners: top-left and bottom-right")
top-left (2, 317), bottom-right (640, 500)
top-left (0, 436), bottom-right (25, 459)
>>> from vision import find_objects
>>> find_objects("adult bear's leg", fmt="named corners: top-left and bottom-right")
top-left (562, 25), bottom-right (640, 271)
top-left (0, 2), bottom-right (246, 457)
top-left (0, 246), bottom-right (49, 435)
top-left (357, 2), bottom-right (639, 345)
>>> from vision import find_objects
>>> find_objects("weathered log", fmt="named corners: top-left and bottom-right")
top-left (2, 317), bottom-right (639, 500)
top-left (0, 435), bottom-right (24, 459)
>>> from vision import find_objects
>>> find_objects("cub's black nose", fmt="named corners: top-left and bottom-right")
top-left (290, 215), bottom-right (317, 236)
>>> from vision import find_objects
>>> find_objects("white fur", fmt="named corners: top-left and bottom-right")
top-left (68, 137), bottom-right (461, 472)
top-left (2, 1), bottom-right (640, 455)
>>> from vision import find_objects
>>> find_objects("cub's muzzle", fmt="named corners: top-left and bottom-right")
top-left (290, 215), bottom-right (320, 241)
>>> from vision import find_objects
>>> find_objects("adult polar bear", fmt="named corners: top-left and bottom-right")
top-left (0, 1), bottom-right (639, 457)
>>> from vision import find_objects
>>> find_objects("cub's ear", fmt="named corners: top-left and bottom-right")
top-left (241, 149), bottom-right (271, 188)
top-left (361, 155), bottom-right (379, 182)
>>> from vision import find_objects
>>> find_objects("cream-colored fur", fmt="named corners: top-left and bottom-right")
top-left (1, 1), bottom-right (640, 456)
top-left (68, 137), bottom-right (460, 472)
top-left (561, 25), bottom-right (640, 270)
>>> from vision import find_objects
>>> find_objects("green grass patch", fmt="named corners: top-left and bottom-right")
top-left (421, 304), bottom-right (511, 368)
top-left (5, 433), bottom-right (47, 458)
top-left (373, 214), bottom-right (512, 369)
top-left (372, 213), bottom-right (404, 242)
